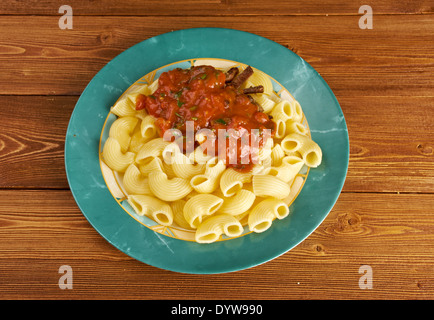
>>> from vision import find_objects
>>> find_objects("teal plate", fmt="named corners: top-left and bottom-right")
top-left (65, 28), bottom-right (349, 274)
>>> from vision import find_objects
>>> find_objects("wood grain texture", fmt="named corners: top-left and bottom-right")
top-left (0, 15), bottom-right (433, 96)
top-left (0, 190), bottom-right (432, 299)
top-left (1, 0), bottom-right (433, 15)
top-left (0, 96), bottom-right (75, 189)
top-left (1, 0), bottom-right (434, 300)
top-left (1, 95), bottom-right (432, 192)
top-left (343, 96), bottom-right (434, 193)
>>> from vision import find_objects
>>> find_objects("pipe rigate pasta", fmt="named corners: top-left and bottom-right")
top-left (195, 214), bottom-right (244, 243)
top-left (183, 194), bottom-right (224, 229)
top-left (280, 133), bottom-right (322, 168)
top-left (100, 61), bottom-right (323, 243)
top-left (248, 198), bottom-right (289, 233)
top-left (127, 194), bottom-right (173, 226)
top-left (148, 171), bottom-right (192, 202)
top-left (252, 174), bottom-right (291, 199)
top-left (102, 137), bottom-right (135, 173)
top-left (123, 163), bottom-right (152, 195)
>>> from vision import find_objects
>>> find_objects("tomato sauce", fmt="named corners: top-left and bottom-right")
top-left (136, 65), bottom-right (275, 172)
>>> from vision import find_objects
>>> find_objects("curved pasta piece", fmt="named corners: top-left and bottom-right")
top-left (193, 145), bottom-right (213, 164)
top-left (251, 163), bottom-right (266, 175)
top-left (110, 97), bottom-right (136, 117)
top-left (102, 137), bottom-right (135, 172)
top-left (281, 155), bottom-right (305, 167)
top-left (220, 168), bottom-right (252, 197)
top-left (190, 157), bottom-right (226, 193)
top-left (291, 100), bottom-right (303, 123)
top-left (262, 155), bottom-right (304, 183)
top-left (248, 198), bottom-right (290, 233)
top-left (270, 100), bottom-right (294, 122)
top-left (161, 141), bottom-right (183, 165)
top-left (108, 116), bottom-right (139, 153)
top-left (140, 115), bottom-right (157, 140)
top-left (190, 175), bottom-right (210, 193)
top-left (218, 189), bottom-right (256, 215)
top-left (261, 156), bottom-right (272, 170)
top-left (138, 156), bottom-right (164, 175)
top-left (148, 171), bottom-right (193, 201)
top-left (257, 137), bottom-right (274, 161)
top-left (127, 194), bottom-right (173, 226)
top-left (123, 163), bottom-right (152, 195)
top-left (252, 93), bottom-right (276, 113)
top-left (205, 157), bottom-right (228, 176)
top-left (135, 137), bottom-right (170, 166)
top-left (271, 100), bottom-right (299, 139)
top-left (171, 152), bottom-right (206, 179)
top-left (134, 109), bottom-right (148, 121)
top-left (252, 174), bottom-right (291, 199)
top-left (285, 120), bottom-right (308, 136)
top-left (280, 133), bottom-right (322, 168)
top-left (274, 118), bottom-right (287, 139)
top-left (190, 174), bottom-right (222, 194)
top-left (280, 133), bottom-right (306, 153)
top-left (161, 161), bottom-right (177, 179)
top-left (195, 214), bottom-right (244, 244)
top-left (270, 144), bottom-right (285, 167)
top-left (129, 121), bottom-right (151, 153)
top-left (170, 200), bottom-right (193, 230)
top-left (183, 194), bottom-right (224, 229)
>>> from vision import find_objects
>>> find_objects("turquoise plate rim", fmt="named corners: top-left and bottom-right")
top-left (65, 27), bottom-right (349, 274)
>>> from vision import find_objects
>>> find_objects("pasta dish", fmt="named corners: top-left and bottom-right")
top-left (101, 59), bottom-right (322, 244)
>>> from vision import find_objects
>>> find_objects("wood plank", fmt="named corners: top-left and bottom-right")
top-left (0, 0), bottom-right (433, 15)
top-left (0, 96), bottom-right (75, 189)
top-left (0, 15), bottom-right (433, 96)
top-left (1, 95), bottom-right (432, 193)
top-left (342, 96), bottom-right (434, 193)
top-left (0, 190), bottom-right (433, 299)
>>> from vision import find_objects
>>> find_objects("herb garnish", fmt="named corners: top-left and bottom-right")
top-left (173, 90), bottom-right (183, 99)
top-left (215, 118), bottom-right (227, 125)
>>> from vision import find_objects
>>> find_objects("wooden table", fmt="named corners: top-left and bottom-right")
top-left (1, 0), bottom-right (433, 300)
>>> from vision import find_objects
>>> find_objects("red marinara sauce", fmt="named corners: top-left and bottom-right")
top-left (136, 65), bottom-right (275, 172)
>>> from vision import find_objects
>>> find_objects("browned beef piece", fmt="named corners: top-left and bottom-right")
top-left (225, 67), bottom-right (239, 83)
top-left (229, 66), bottom-right (254, 88)
top-left (243, 85), bottom-right (264, 94)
